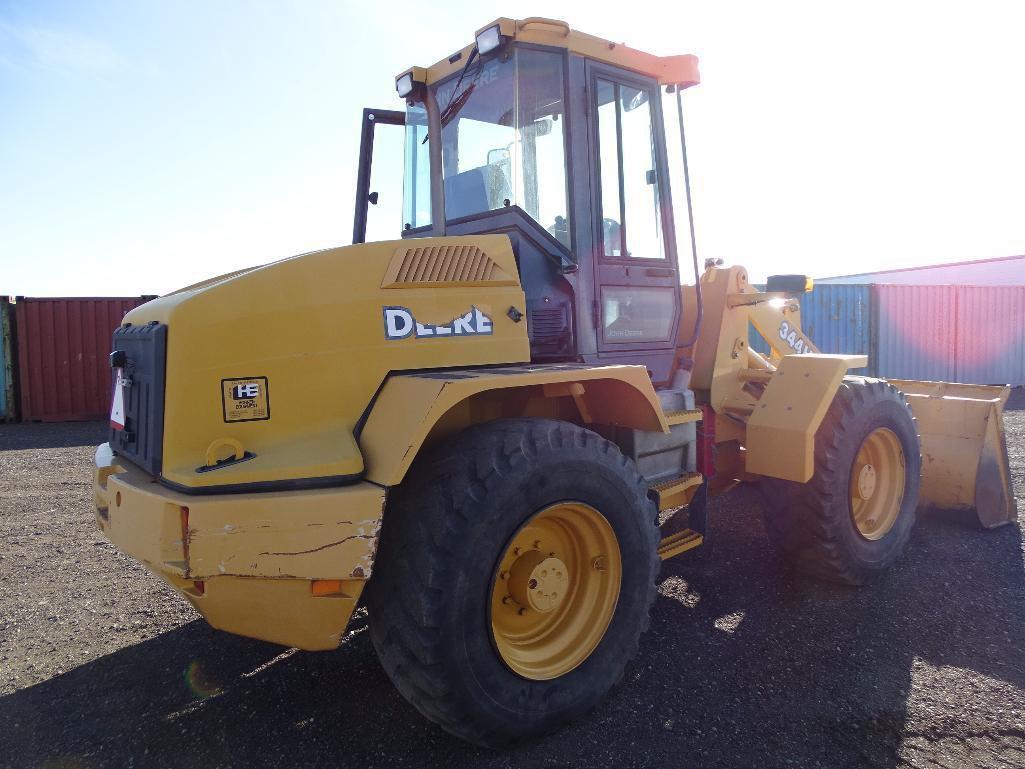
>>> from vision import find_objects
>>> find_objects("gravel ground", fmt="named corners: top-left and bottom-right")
top-left (2, 391), bottom-right (1024, 768)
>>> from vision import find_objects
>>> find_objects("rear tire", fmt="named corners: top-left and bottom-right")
top-left (760, 377), bottom-right (921, 585)
top-left (366, 418), bottom-right (660, 747)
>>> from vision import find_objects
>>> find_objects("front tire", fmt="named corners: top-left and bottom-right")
top-left (760, 377), bottom-right (921, 585)
top-left (366, 418), bottom-right (659, 747)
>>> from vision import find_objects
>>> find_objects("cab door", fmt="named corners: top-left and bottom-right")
top-left (586, 64), bottom-right (680, 377)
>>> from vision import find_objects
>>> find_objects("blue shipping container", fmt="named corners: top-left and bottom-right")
top-left (749, 284), bottom-right (873, 373)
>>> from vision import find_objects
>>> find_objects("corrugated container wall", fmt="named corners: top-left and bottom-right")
top-left (873, 285), bottom-right (960, 382)
top-left (750, 285), bottom-right (873, 373)
top-left (750, 283), bottom-right (1023, 385)
top-left (0, 299), bottom-right (14, 421)
top-left (954, 286), bottom-right (1025, 385)
top-left (15, 297), bottom-right (150, 422)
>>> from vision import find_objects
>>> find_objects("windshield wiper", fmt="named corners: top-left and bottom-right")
top-left (422, 45), bottom-right (481, 144)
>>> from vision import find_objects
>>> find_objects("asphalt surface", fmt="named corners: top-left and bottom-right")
top-left (2, 392), bottom-right (1024, 768)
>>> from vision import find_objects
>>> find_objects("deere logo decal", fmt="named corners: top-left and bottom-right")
top-left (384, 306), bottom-right (493, 341)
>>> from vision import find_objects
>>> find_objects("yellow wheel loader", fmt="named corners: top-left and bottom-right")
top-left (92, 18), bottom-right (1016, 747)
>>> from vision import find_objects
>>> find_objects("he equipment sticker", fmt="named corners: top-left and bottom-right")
top-left (221, 377), bottom-right (270, 422)
top-left (383, 305), bottom-right (493, 340)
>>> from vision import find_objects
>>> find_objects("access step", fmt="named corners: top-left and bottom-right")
top-left (658, 529), bottom-right (704, 561)
top-left (663, 408), bottom-right (702, 426)
top-left (650, 471), bottom-right (704, 512)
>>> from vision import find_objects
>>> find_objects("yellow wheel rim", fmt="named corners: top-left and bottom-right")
top-left (490, 502), bottom-right (622, 681)
top-left (850, 427), bottom-right (906, 540)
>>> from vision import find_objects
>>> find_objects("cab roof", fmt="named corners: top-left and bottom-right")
top-left (399, 17), bottom-right (699, 88)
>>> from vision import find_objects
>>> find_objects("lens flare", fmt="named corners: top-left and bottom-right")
top-left (184, 660), bottom-right (221, 699)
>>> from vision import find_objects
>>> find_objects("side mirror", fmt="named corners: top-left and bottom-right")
top-left (487, 148), bottom-right (510, 166)
top-left (532, 117), bottom-right (553, 137)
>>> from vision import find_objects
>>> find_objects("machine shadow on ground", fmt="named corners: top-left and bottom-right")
top-left (3, 480), bottom-right (1023, 769)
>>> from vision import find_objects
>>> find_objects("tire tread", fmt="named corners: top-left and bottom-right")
top-left (760, 377), bottom-right (921, 585)
top-left (367, 418), bottom-right (659, 746)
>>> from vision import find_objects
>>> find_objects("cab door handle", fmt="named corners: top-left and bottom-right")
top-left (645, 268), bottom-right (674, 277)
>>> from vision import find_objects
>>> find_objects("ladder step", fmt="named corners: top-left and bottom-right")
top-left (658, 528), bottom-right (704, 560)
top-left (663, 408), bottom-right (702, 426)
top-left (651, 471), bottom-right (704, 512)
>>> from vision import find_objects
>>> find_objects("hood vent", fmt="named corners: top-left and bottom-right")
top-left (381, 245), bottom-right (517, 288)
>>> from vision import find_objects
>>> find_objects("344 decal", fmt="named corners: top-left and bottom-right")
top-left (778, 320), bottom-right (812, 354)
top-left (384, 306), bottom-right (493, 341)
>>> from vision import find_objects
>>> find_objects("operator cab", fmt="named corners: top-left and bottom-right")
top-left (356, 18), bottom-right (700, 384)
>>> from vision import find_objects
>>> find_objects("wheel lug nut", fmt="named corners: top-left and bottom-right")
top-left (517, 608), bottom-right (526, 616)
top-left (502, 595), bottom-right (513, 604)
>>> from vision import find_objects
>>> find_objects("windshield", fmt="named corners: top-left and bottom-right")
top-left (402, 47), bottom-right (571, 247)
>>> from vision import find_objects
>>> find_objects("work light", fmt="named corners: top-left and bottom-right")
top-left (475, 24), bottom-right (504, 55)
top-left (395, 72), bottom-right (415, 98)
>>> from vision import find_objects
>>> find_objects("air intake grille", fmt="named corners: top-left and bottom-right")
top-left (529, 307), bottom-right (568, 338)
top-left (381, 245), bottom-right (516, 288)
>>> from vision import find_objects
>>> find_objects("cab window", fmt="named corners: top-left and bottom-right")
top-left (595, 79), bottom-right (664, 259)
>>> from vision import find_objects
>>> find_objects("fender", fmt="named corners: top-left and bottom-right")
top-left (360, 364), bottom-right (669, 487)
top-left (745, 353), bottom-right (868, 482)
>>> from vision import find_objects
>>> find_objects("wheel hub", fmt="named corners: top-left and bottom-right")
top-left (508, 552), bottom-right (568, 613)
top-left (849, 427), bottom-right (906, 540)
top-left (490, 501), bottom-right (622, 680)
top-left (856, 463), bottom-right (877, 500)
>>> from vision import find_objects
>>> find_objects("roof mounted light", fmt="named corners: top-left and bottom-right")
top-left (475, 24), bottom-right (505, 55)
top-left (395, 67), bottom-right (427, 99)
top-left (395, 73), bottom-right (414, 98)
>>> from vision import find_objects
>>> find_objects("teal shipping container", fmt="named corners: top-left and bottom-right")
top-left (1, 299), bottom-right (13, 421)
top-left (1, 298), bottom-right (14, 421)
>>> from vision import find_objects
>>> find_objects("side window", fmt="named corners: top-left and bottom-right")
top-left (595, 79), bottom-right (664, 259)
top-left (402, 103), bottom-right (431, 229)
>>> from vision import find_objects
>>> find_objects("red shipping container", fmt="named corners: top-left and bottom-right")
top-left (14, 297), bottom-right (152, 422)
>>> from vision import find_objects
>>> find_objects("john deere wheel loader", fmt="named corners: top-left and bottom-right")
top-left (93, 18), bottom-right (1016, 747)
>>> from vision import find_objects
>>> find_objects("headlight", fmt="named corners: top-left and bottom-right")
top-left (395, 72), bottom-right (415, 98)
top-left (475, 24), bottom-right (504, 55)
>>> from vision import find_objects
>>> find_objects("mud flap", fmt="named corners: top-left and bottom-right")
top-left (889, 380), bottom-right (1017, 528)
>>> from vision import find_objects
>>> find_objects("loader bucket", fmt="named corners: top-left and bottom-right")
top-left (889, 380), bottom-right (1017, 528)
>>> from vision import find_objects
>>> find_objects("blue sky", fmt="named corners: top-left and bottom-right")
top-left (2, 0), bottom-right (1023, 295)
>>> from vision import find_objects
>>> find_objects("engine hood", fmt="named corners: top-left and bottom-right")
top-left (121, 235), bottom-right (529, 491)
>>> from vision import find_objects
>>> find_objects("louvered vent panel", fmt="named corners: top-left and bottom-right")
top-left (382, 245), bottom-right (514, 287)
top-left (403, 245), bottom-right (485, 282)
top-left (529, 308), bottom-right (567, 337)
